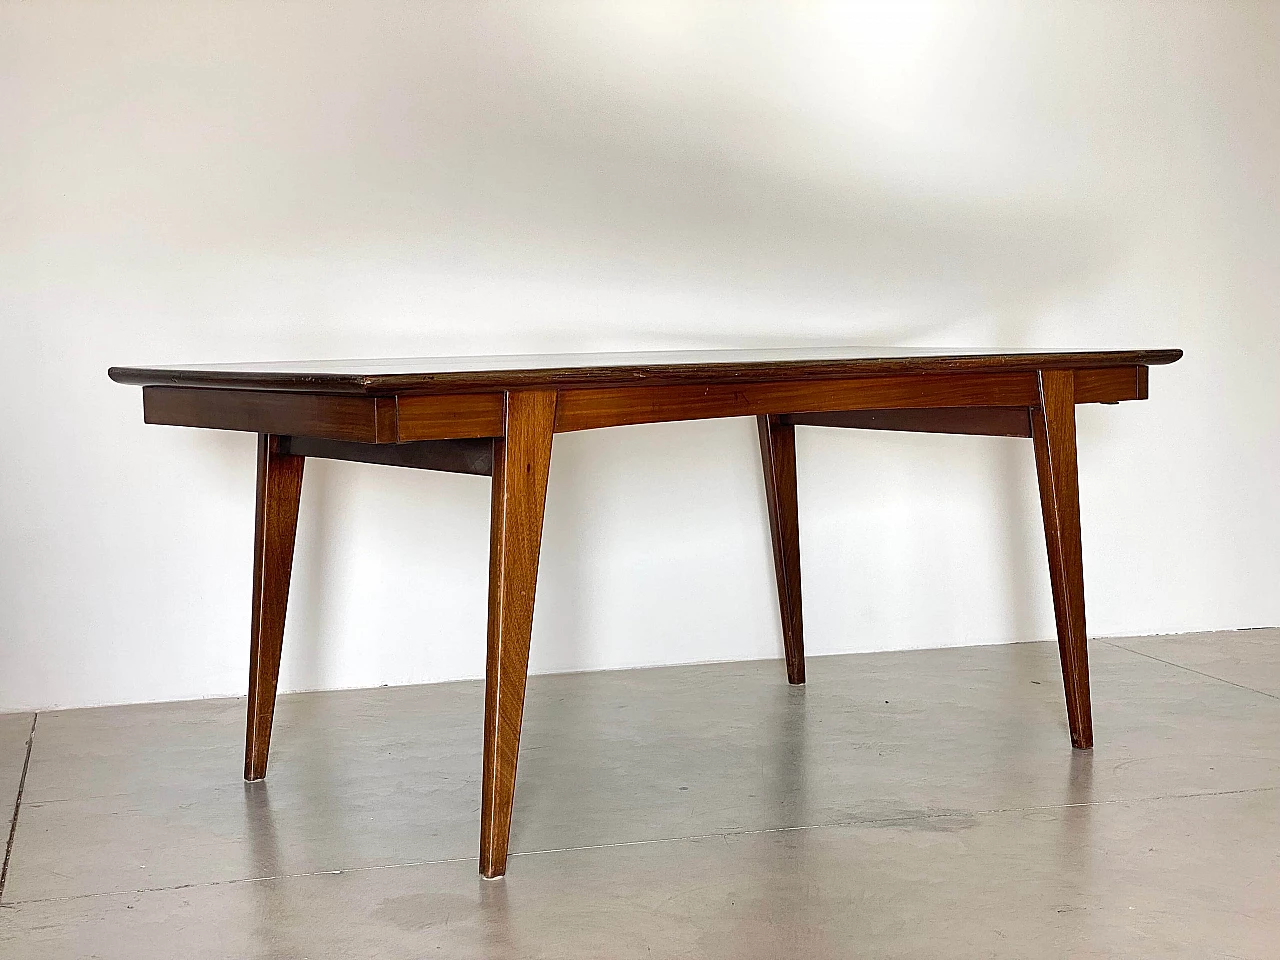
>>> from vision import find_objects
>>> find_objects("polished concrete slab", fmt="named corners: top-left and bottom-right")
top-left (9, 640), bottom-right (1280, 903)
top-left (4, 789), bottom-right (1278, 959)
top-left (1, 632), bottom-right (1278, 956)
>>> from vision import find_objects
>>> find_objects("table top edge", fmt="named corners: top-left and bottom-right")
top-left (108, 348), bottom-right (1183, 395)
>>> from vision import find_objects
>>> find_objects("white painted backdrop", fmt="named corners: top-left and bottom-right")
top-left (2, 2), bottom-right (1277, 712)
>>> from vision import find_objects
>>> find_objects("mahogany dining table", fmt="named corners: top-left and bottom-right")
top-left (110, 345), bottom-right (1181, 877)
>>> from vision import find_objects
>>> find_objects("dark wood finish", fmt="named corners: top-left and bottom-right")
top-left (757, 415), bottom-right (805, 684)
top-left (112, 346), bottom-right (1183, 877)
top-left (144, 386), bottom-right (396, 443)
top-left (1032, 370), bottom-right (1093, 750)
top-left (282, 436), bottom-right (493, 476)
top-left (395, 393), bottom-right (505, 441)
top-left (790, 407), bottom-right (1033, 438)
top-left (555, 372), bottom-right (1042, 433)
top-left (1074, 365), bottom-right (1149, 404)
top-left (244, 435), bottom-right (306, 781)
top-left (139, 362), bottom-right (1157, 446)
top-left (480, 390), bottom-right (557, 879)
top-left (109, 347), bottom-right (1182, 395)
top-left (144, 386), bottom-right (505, 445)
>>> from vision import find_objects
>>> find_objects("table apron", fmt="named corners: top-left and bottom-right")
top-left (552, 366), bottom-right (1144, 433)
top-left (142, 365), bottom-right (1147, 443)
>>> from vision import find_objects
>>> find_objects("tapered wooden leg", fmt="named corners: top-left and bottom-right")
top-left (757, 415), bottom-right (806, 684)
top-left (480, 390), bottom-right (557, 878)
top-left (244, 434), bottom-right (305, 781)
top-left (1032, 371), bottom-right (1093, 750)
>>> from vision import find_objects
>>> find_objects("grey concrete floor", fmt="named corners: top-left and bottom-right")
top-left (1, 629), bottom-right (1278, 958)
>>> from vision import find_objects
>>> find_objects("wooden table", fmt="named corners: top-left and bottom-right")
top-left (110, 346), bottom-right (1181, 877)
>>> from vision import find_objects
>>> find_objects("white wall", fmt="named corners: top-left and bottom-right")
top-left (2, 2), bottom-right (1277, 712)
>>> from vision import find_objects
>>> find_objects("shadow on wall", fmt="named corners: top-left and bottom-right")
top-left (56, 5), bottom-right (1148, 687)
top-left (272, 5), bottom-right (1121, 670)
top-left (155, 5), bottom-right (1128, 318)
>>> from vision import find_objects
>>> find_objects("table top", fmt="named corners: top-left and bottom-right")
top-left (109, 346), bottom-right (1182, 395)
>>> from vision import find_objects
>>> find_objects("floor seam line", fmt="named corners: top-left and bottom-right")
top-left (0, 713), bottom-right (37, 905)
top-left (0, 856), bottom-right (479, 907)
top-left (1100, 640), bottom-right (1280, 702)
top-left (7, 784), bottom-right (1277, 907)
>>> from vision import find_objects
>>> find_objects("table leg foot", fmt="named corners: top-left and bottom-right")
top-left (244, 434), bottom-right (305, 781)
top-left (480, 390), bottom-right (556, 878)
top-left (1032, 371), bottom-right (1093, 750)
top-left (758, 415), bottom-right (806, 685)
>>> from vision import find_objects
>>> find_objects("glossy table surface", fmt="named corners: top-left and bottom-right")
top-left (108, 345), bottom-right (1183, 395)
